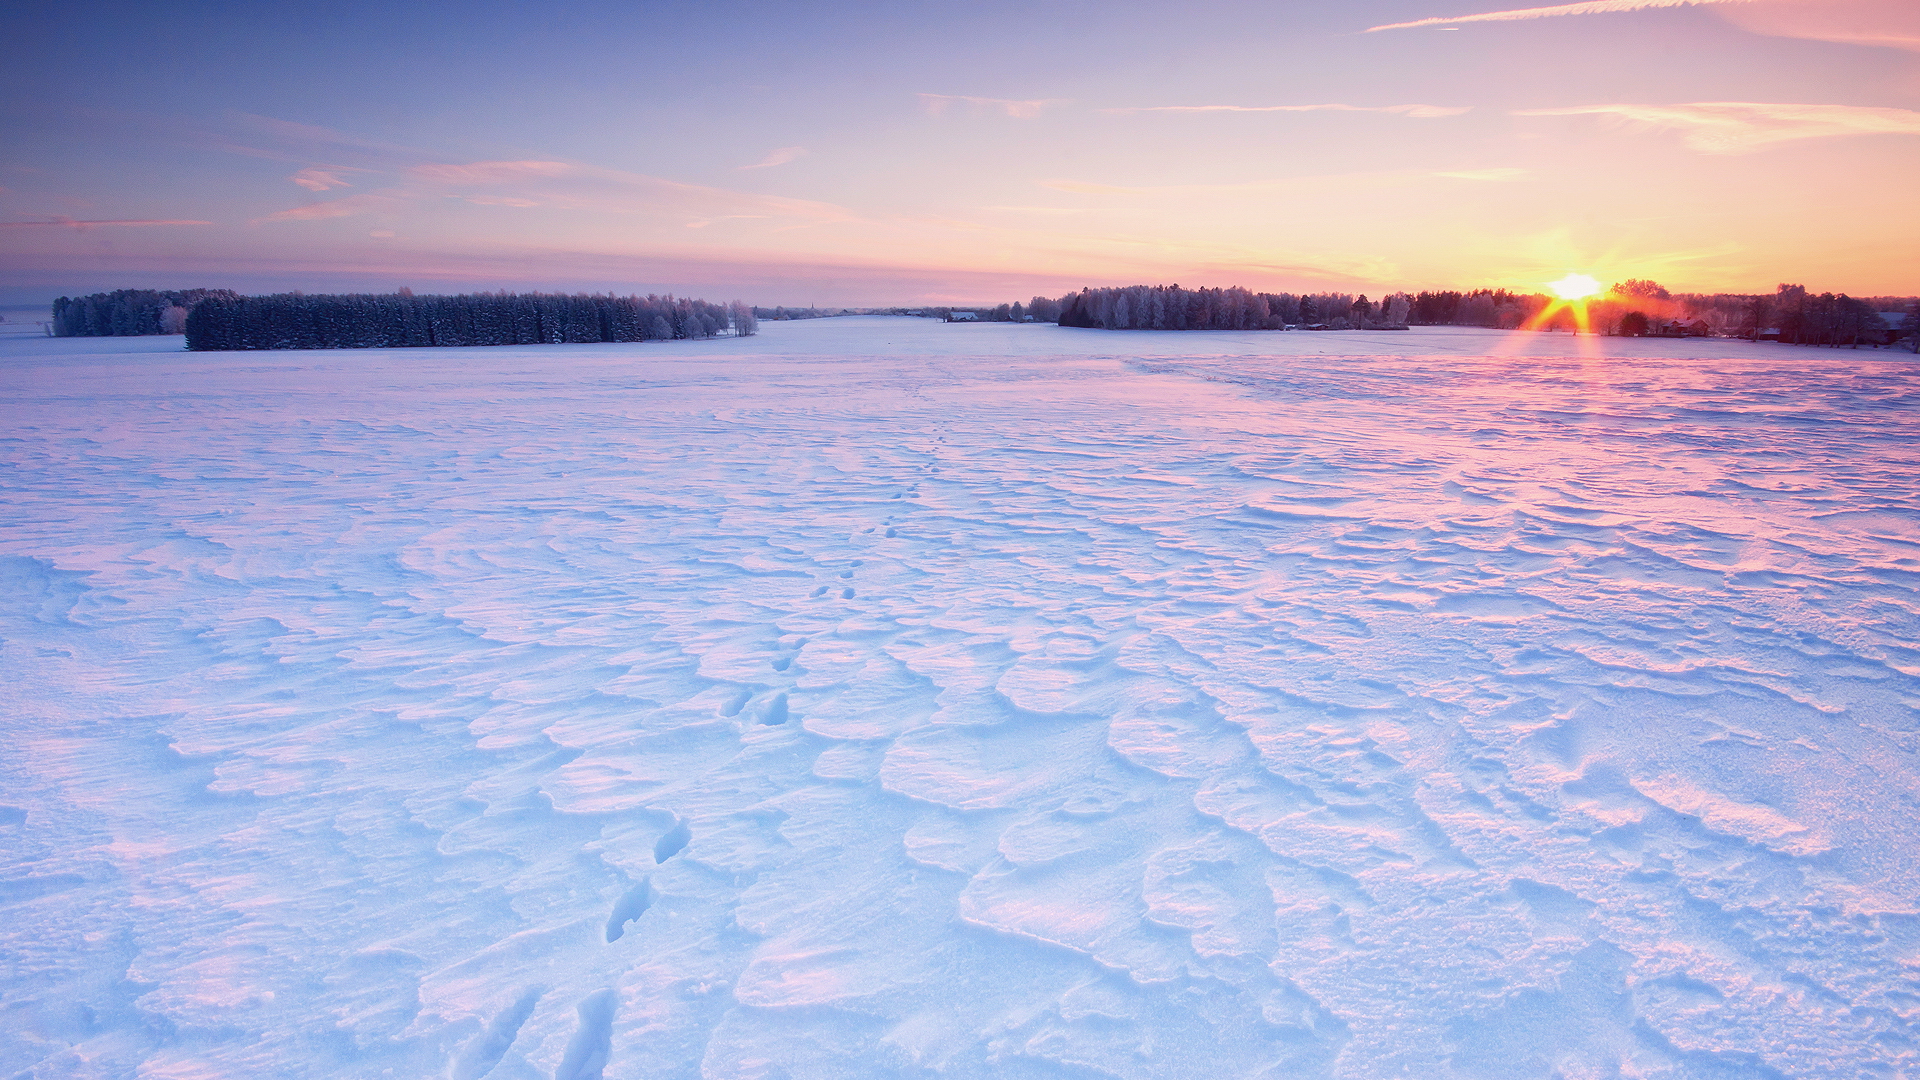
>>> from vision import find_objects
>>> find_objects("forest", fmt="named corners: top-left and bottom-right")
top-left (1588, 282), bottom-right (1906, 346)
top-left (50, 281), bottom-right (1918, 350)
top-left (978, 286), bottom-right (1413, 331)
top-left (979, 281), bottom-right (1916, 348)
top-left (183, 292), bottom-right (753, 351)
top-left (51, 289), bottom-right (240, 337)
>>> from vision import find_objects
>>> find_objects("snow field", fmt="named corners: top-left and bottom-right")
top-left (2, 318), bottom-right (1919, 1079)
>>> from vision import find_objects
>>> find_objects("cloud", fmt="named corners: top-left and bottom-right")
top-left (1716, 0), bottom-right (1920, 53)
top-left (0, 218), bottom-right (213, 229)
top-left (1367, 0), bottom-right (1746, 32)
top-left (408, 160), bottom-right (576, 184)
top-left (1366, 0), bottom-right (1920, 50)
top-left (256, 156), bottom-right (854, 230)
top-left (0, 245), bottom-right (1132, 307)
top-left (1107, 103), bottom-right (1471, 117)
top-left (1037, 167), bottom-right (1488, 198)
top-left (741, 146), bottom-right (808, 170)
top-left (489, 165), bottom-right (852, 225)
top-left (257, 194), bottom-right (404, 222)
top-left (919, 94), bottom-right (1063, 118)
top-left (200, 111), bottom-right (434, 166)
top-left (1517, 101), bottom-right (1920, 152)
top-left (157, 111), bottom-right (857, 234)
top-left (290, 166), bottom-right (362, 191)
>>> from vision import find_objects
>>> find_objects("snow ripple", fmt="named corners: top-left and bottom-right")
top-left (3, 325), bottom-right (1918, 1079)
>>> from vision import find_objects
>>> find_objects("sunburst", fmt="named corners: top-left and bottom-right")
top-left (1527, 272), bottom-right (1605, 336)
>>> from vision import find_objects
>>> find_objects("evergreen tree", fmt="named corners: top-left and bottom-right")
top-left (184, 291), bottom-right (736, 351)
top-left (52, 289), bottom-right (240, 336)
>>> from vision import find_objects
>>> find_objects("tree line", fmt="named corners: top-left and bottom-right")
top-left (1405, 289), bottom-right (1547, 329)
top-left (52, 289), bottom-right (240, 337)
top-left (1676, 284), bottom-right (1898, 346)
top-left (1580, 282), bottom-right (1910, 346)
top-left (184, 291), bottom-right (754, 351)
top-left (986, 286), bottom-right (1415, 331)
top-left (753, 306), bottom-right (854, 321)
top-left (978, 281), bottom-right (1915, 348)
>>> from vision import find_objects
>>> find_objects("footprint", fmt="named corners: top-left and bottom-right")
top-left (841, 587), bottom-right (855, 599)
top-left (604, 881), bottom-right (652, 942)
top-left (653, 820), bottom-right (690, 863)
top-left (810, 585), bottom-right (827, 598)
top-left (761, 692), bottom-right (790, 726)
top-left (839, 570), bottom-right (854, 579)
top-left (771, 657), bottom-right (791, 672)
top-left (884, 528), bottom-right (897, 538)
top-left (720, 689), bottom-right (751, 717)
top-left (552, 989), bottom-right (617, 1080)
top-left (449, 986), bottom-right (543, 1080)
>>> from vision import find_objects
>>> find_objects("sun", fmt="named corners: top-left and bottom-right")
top-left (1549, 273), bottom-right (1603, 302)
top-left (1523, 272), bottom-right (1608, 341)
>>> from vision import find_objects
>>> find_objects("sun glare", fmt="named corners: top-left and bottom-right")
top-left (1523, 272), bottom-right (1608, 348)
top-left (1550, 273), bottom-right (1603, 302)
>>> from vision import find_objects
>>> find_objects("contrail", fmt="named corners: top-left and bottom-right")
top-left (1367, 0), bottom-right (1749, 33)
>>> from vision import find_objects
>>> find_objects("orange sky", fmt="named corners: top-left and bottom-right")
top-left (3, 0), bottom-right (1915, 304)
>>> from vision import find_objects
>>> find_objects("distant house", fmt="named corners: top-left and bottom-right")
top-left (1652, 318), bottom-right (1711, 338)
top-left (946, 311), bottom-right (978, 322)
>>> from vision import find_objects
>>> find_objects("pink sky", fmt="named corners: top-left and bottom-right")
top-left (2, 0), bottom-right (1915, 304)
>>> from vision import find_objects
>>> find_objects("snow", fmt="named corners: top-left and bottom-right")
top-left (3, 316), bottom-right (1918, 1079)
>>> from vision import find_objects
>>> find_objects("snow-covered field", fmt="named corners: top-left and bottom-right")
top-left (4, 317), bottom-right (1918, 1079)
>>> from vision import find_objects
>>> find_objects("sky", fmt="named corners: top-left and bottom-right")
top-left (2, 0), bottom-right (1916, 307)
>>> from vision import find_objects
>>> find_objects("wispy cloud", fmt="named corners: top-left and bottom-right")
top-left (256, 155), bottom-right (854, 229)
top-left (408, 160), bottom-right (576, 184)
top-left (1367, 0), bottom-right (1746, 33)
top-left (741, 146), bottom-right (807, 170)
top-left (1106, 103), bottom-right (1471, 117)
top-left (257, 194), bottom-right (405, 222)
top-left (195, 111), bottom-right (434, 166)
top-left (1717, 0), bottom-right (1920, 54)
top-left (1517, 101), bottom-right (1920, 152)
top-left (919, 93), bottom-right (1064, 118)
top-left (290, 166), bottom-right (364, 191)
top-left (0, 218), bottom-right (213, 229)
top-left (1038, 166), bottom-right (1502, 197)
